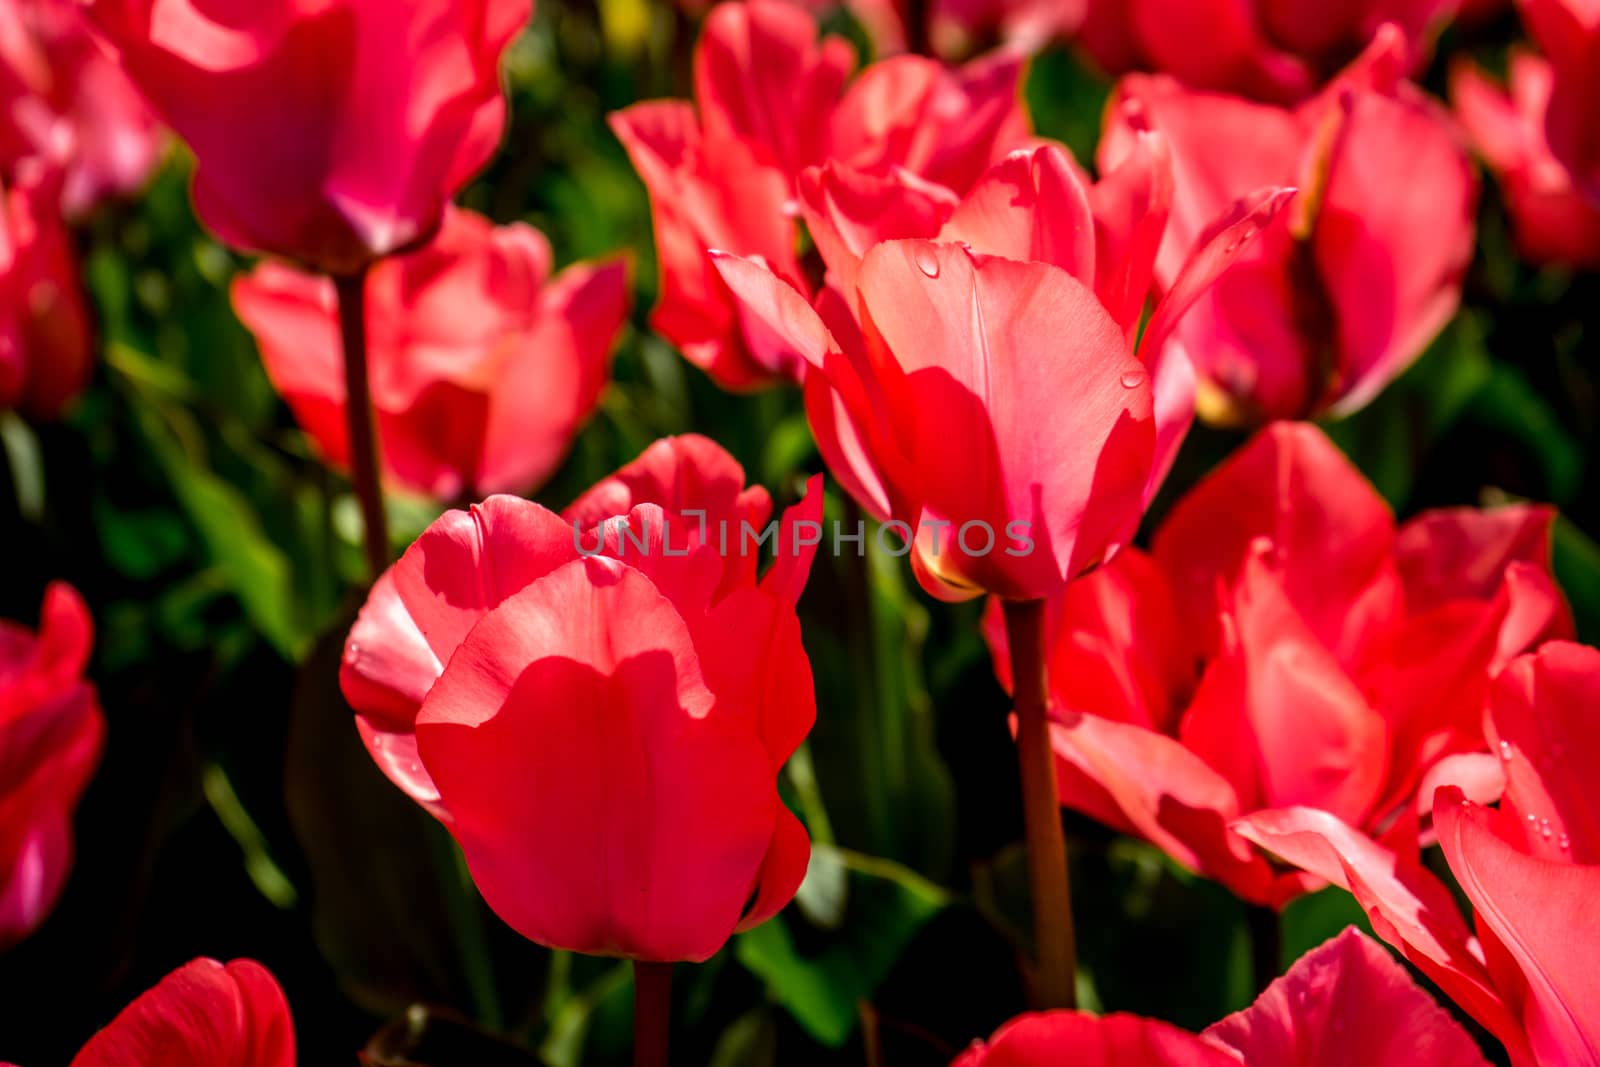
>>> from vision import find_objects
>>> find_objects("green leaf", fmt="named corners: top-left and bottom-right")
top-left (736, 846), bottom-right (948, 1047)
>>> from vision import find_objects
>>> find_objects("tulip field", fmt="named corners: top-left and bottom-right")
top-left (3, 0), bottom-right (1600, 1063)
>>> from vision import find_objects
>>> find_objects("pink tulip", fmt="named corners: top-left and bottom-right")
top-left (1077, 0), bottom-right (1455, 104)
top-left (1519, 0), bottom-right (1600, 204)
top-left (1239, 641), bottom-right (1600, 1065)
top-left (0, 583), bottom-right (102, 949)
top-left (712, 135), bottom-right (1290, 601)
top-left (233, 207), bottom-right (628, 500)
top-left (85, 0), bottom-right (531, 273)
top-left (65, 958), bottom-right (294, 1067)
top-left (0, 0), bottom-right (164, 216)
top-left (0, 165), bottom-right (92, 417)
top-left (342, 436), bottom-right (820, 961)
top-left (1453, 52), bottom-right (1600, 269)
top-left (1102, 29), bottom-right (1477, 423)
top-left (953, 928), bottom-right (1489, 1065)
top-left (610, 0), bottom-right (1029, 390)
top-left (983, 422), bottom-right (1570, 905)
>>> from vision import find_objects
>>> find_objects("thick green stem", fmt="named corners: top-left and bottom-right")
top-left (333, 268), bottom-right (389, 579)
top-left (1002, 597), bottom-right (1077, 1009)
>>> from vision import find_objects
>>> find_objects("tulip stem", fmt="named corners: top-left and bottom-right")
top-left (1247, 904), bottom-right (1281, 995)
top-left (334, 267), bottom-right (389, 579)
top-left (1002, 597), bottom-right (1077, 1009)
top-left (632, 961), bottom-right (672, 1067)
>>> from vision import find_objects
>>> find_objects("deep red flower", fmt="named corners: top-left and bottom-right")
top-left (85, 0), bottom-right (530, 274)
top-left (0, 582), bottom-right (102, 949)
top-left (609, 0), bottom-right (1029, 390)
top-left (62, 958), bottom-right (294, 1067)
top-left (233, 207), bottom-right (628, 500)
top-left (1453, 52), bottom-right (1600, 270)
top-left (1519, 0), bottom-right (1600, 204)
top-left (0, 0), bottom-right (163, 216)
top-left (711, 134), bottom-right (1288, 601)
top-left (983, 423), bottom-right (1570, 905)
top-left (1240, 641), bottom-right (1600, 1066)
top-left (0, 165), bottom-right (92, 418)
top-left (341, 436), bottom-right (820, 961)
top-left (1102, 29), bottom-right (1476, 423)
top-left (1078, 0), bottom-right (1455, 104)
top-left (953, 928), bottom-right (1488, 1065)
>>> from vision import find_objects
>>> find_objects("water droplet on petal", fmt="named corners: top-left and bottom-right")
top-left (1540, 818), bottom-right (1553, 840)
top-left (913, 247), bottom-right (941, 278)
top-left (1121, 370), bottom-right (1147, 389)
top-left (1499, 740), bottom-right (1514, 760)
top-left (1558, 834), bottom-right (1571, 851)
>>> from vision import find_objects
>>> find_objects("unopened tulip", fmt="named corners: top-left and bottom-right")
top-left (984, 423), bottom-right (1570, 906)
top-left (1078, 0), bottom-right (1454, 103)
top-left (84, 0), bottom-right (530, 273)
top-left (1242, 641), bottom-right (1600, 1066)
top-left (0, 582), bottom-right (102, 949)
top-left (714, 135), bottom-right (1290, 602)
top-left (953, 928), bottom-right (1489, 1065)
top-left (63, 958), bottom-right (294, 1067)
top-left (1103, 29), bottom-right (1476, 423)
top-left (0, 0), bottom-right (164, 216)
top-left (610, 0), bottom-right (1028, 389)
top-left (233, 207), bottom-right (627, 501)
top-left (1453, 53), bottom-right (1600, 269)
top-left (342, 437), bottom-right (820, 961)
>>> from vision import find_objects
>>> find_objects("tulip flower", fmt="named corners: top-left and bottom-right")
top-left (343, 435), bottom-right (820, 1060)
top-left (1102, 29), bottom-right (1477, 423)
top-left (1239, 641), bottom-right (1600, 1066)
top-left (59, 958), bottom-right (294, 1067)
top-left (609, 0), bottom-right (1029, 390)
top-left (0, 165), bottom-right (92, 418)
top-left (984, 422), bottom-right (1570, 911)
top-left (953, 928), bottom-right (1490, 1066)
top-left (234, 207), bottom-right (628, 501)
top-left (84, 0), bottom-right (528, 275)
top-left (0, 0), bottom-right (164, 216)
top-left (1453, 53), bottom-right (1600, 270)
top-left (1077, 0), bottom-right (1454, 103)
top-left (0, 583), bottom-right (102, 950)
top-left (1519, 0), bottom-right (1600, 203)
top-left (714, 129), bottom-right (1288, 1009)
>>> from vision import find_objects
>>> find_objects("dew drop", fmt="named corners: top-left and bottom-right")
top-left (1558, 834), bottom-right (1571, 851)
top-left (1498, 740), bottom-right (1514, 760)
top-left (1540, 818), bottom-right (1553, 840)
top-left (1527, 813), bottom-right (1539, 824)
top-left (913, 247), bottom-right (941, 278)
top-left (348, 641), bottom-right (361, 656)
top-left (1121, 369), bottom-right (1148, 389)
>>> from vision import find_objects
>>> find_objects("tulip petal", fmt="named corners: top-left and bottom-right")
top-left (69, 958), bottom-right (295, 1067)
top-left (736, 804), bottom-right (811, 932)
top-left (939, 144), bottom-right (1097, 289)
top-left (954, 1010), bottom-right (1241, 1066)
top-left (1436, 791), bottom-right (1600, 1065)
top-left (796, 162), bottom-right (957, 304)
top-left (1204, 927), bottom-right (1491, 1066)
top-left (417, 558), bottom-right (778, 961)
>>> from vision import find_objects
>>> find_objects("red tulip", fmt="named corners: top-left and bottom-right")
top-left (0, 165), bottom-right (92, 418)
top-left (1519, 0), bottom-right (1600, 203)
top-left (712, 135), bottom-right (1290, 601)
top-left (1102, 29), bottom-right (1477, 423)
top-left (1453, 52), bottom-right (1600, 270)
top-left (341, 436), bottom-right (821, 961)
top-left (63, 958), bottom-right (294, 1067)
top-left (609, 0), bottom-right (1028, 390)
top-left (846, 0), bottom-right (1085, 60)
top-left (0, 582), bottom-right (102, 949)
top-left (0, 0), bottom-right (164, 216)
top-left (233, 207), bottom-right (628, 500)
top-left (84, 0), bottom-right (530, 274)
top-left (1239, 641), bottom-right (1600, 1066)
top-left (983, 422), bottom-right (1570, 905)
top-left (1077, 0), bottom-right (1454, 103)
top-left (953, 928), bottom-right (1488, 1066)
